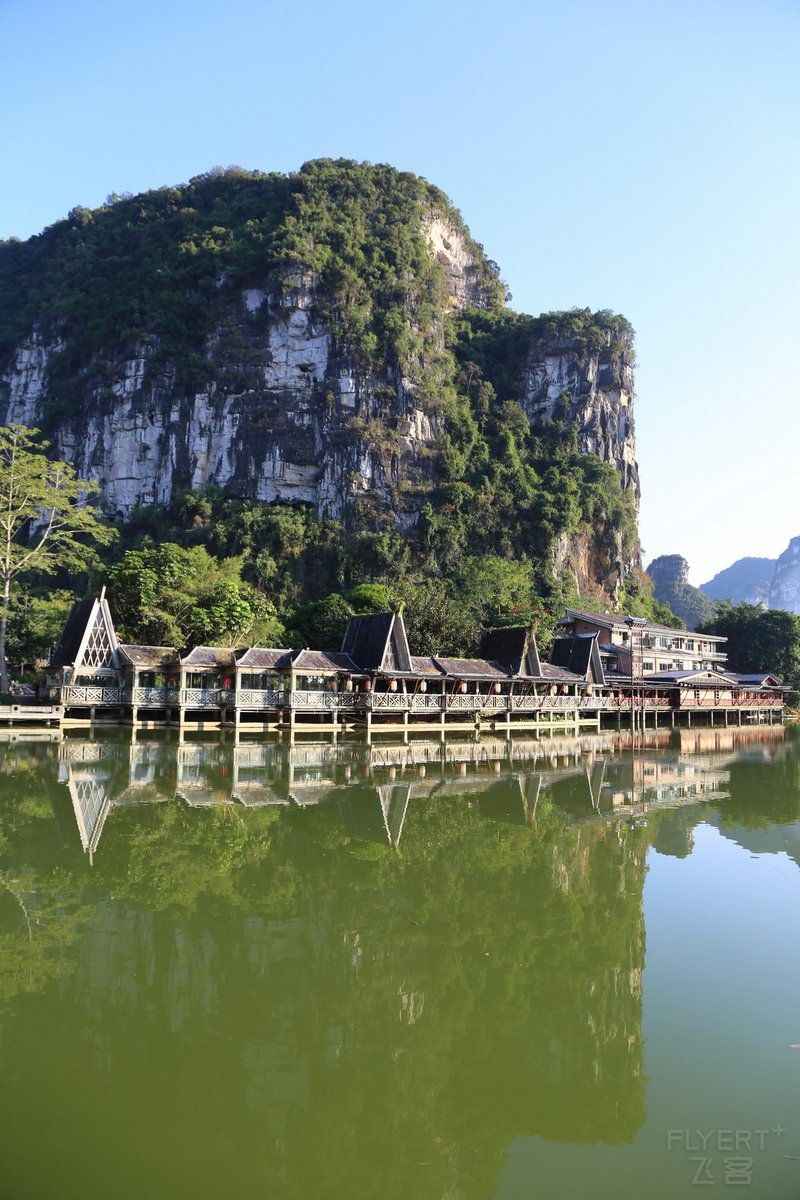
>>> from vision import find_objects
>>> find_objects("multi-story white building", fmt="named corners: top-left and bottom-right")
top-left (557, 610), bottom-right (728, 677)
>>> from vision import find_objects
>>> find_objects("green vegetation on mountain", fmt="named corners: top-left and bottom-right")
top-left (646, 554), bottom-right (715, 630)
top-left (0, 160), bottom-right (667, 660)
top-left (0, 160), bottom-right (503, 405)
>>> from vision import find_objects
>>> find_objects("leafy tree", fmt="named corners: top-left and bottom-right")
top-left (289, 593), bottom-right (354, 649)
top-left (455, 555), bottom-right (534, 627)
top-left (6, 588), bottom-right (74, 670)
top-left (106, 543), bottom-right (279, 647)
top-left (393, 577), bottom-right (478, 657)
top-left (699, 602), bottom-right (800, 697)
top-left (346, 582), bottom-right (394, 614)
top-left (0, 425), bottom-right (116, 690)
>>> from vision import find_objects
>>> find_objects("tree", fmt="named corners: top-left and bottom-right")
top-left (106, 543), bottom-right (280, 647)
top-left (456, 554), bottom-right (534, 627)
top-left (698, 601), bottom-right (800, 697)
top-left (0, 425), bottom-right (116, 691)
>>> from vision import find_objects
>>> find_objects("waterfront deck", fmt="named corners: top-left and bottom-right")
top-left (41, 599), bottom-right (788, 733)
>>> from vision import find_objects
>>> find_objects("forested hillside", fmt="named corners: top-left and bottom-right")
top-left (0, 160), bottom-right (671, 659)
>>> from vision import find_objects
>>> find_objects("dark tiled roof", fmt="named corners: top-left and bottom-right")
top-left (432, 657), bottom-right (510, 680)
top-left (538, 663), bottom-right (584, 682)
top-left (341, 613), bottom-right (393, 668)
top-left (118, 644), bottom-right (179, 668)
top-left (644, 669), bottom-right (737, 685)
top-left (236, 648), bottom-right (293, 669)
top-left (734, 673), bottom-right (787, 688)
top-left (549, 635), bottom-right (594, 678)
top-left (181, 646), bottom-right (240, 668)
top-left (562, 608), bottom-right (727, 641)
top-left (477, 627), bottom-right (527, 671)
top-left (291, 649), bottom-right (360, 672)
top-left (341, 612), bottom-right (412, 672)
top-left (477, 626), bottom-right (542, 676)
top-left (409, 656), bottom-right (445, 677)
top-left (50, 599), bottom-right (95, 667)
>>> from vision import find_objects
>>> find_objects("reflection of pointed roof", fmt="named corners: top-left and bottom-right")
top-left (67, 774), bottom-right (112, 861)
top-left (338, 786), bottom-right (393, 841)
top-left (341, 612), bottom-right (412, 672)
top-left (378, 783), bottom-right (411, 846)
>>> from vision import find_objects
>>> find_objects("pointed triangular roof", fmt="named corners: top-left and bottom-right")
top-left (50, 591), bottom-right (120, 670)
top-left (548, 634), bottom-right (606, 685)
top-left (477, 626), bottom-right (542, 678)
top-left (67, 773), bottom-right (112, 863)
top-left (341, 612), bottom-right (412, 672)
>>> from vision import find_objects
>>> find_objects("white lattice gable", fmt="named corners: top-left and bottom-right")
top-left (73, 596), bottom-right (120, 672)
top-left (68, 775), bottom-right (111, 862)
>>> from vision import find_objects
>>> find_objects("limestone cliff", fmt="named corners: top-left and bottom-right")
top-left (646, 554), bottom-right (715, 630)
top-left (769, 537), bottom-right (800, 614)
top-left (2, 274), bottom-right (441, 523)
top-left (520, 329), bottom-right (639, 504)
top-left (0, 161), bottom-right (642, 601)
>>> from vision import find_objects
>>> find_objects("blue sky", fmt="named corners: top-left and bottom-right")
top-left (2, 0), bottom-right (798, 584)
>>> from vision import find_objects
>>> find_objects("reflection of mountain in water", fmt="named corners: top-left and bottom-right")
top-left (0, 725), bottom-right (794, 1200)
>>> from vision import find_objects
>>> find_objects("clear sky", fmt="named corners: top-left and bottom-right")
top-left (2, 0), bottom-right (798, 585)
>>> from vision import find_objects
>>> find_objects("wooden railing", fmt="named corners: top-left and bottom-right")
top-left (236, 688), bottom-right (287, 709)
top-left (52, 683), bottom-right (786, 715)
top-left (290, 690), bottom-right (360, 711)
top-left (180, 688), bottom-right (236, 708)
top-left (130, 686), bottom-right (180, 706)
top-left (61, 686), bottom-right (125, 705)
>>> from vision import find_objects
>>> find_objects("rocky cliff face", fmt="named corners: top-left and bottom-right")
top-left (521, 335), bottom-right (639, 506)
top-left (2, 274), bottom-right (439, 522)
top-left (0, 162), bottom-right (642, 602)
top-left (769, 537), bottom-right (800, 614)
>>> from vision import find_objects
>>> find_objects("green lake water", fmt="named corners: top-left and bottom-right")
top-left (0, 725), bottom-right (798, 1199)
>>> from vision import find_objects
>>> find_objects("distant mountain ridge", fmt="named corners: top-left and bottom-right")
top-left (700, 543), bottom-right (800, 615)
top-left (701, 557), bottom-right (777, 606)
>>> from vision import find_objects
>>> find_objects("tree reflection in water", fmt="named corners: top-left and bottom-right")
top-left (0, 726), bottom-right (795, 1200)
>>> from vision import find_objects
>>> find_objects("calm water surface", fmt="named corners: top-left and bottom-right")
top-left (0, 725), bottom-right (798, 1199)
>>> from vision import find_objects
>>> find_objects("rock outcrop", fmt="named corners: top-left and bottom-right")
top-left (646, 554), bottom-right (716, 630)
top-left (521, 333), bottom-right (639, 505)
top-left (769, 537), bottom-right (800, 614)
top-left (0, 162), bottom-right (642, 603)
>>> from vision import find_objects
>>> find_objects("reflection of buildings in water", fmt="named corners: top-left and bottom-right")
top-left (57, 725), bottom-right (789, 862)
